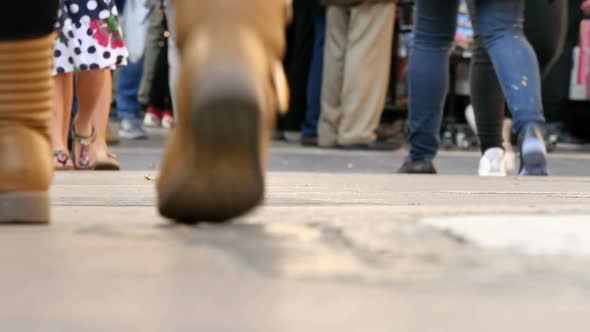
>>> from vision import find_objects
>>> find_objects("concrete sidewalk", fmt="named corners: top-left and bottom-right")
top-left (1, 169), bottom-right (589, 331)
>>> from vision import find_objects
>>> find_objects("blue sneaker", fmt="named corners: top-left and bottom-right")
top-left (119, 118), bottom-right (148, 140)
top-left (518, 124), bottom-right (548, 176)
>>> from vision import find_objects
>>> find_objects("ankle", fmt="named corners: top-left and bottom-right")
top-left (73, 121), bottom-right (92, 138)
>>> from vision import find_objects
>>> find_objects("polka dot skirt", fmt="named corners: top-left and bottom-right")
top-left (53, 0), bottom-right (129, 75)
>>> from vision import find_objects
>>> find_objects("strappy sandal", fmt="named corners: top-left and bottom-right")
top-left (93, 150), bottom-right (121, 171)
top-left (72, 126), bottom-right (96, 170)
top-left (53, 150), bottom-right (74, 171)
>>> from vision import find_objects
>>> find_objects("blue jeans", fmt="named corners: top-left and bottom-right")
top-left (408, 0), bottom-right (545, 161)
top-left (302, 12), bottom-right (326, 139)
top-left (117, 57), bottom-right (144, 120)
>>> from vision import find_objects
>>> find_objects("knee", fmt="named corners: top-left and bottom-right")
top-left (471, 38), bottom-right (493, 67)
top-left (413, 29), bottom-right (455, 53)
top-left (478, 21), bottom-right (523, 49)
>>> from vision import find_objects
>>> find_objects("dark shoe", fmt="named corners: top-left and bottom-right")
top-left (518, 123), bottom-right (549, 176)
top-left (301, 136), bottom-right (318, 147)
top-left (397, 159), bottom-right (437, 174)
top-left (338, 140), bottom-right (403, 151)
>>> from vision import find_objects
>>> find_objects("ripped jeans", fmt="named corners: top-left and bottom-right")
top-left (407, 0), bottom-right (545, 161)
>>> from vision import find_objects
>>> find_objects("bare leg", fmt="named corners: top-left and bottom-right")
top-left (74, 70), bottom-right (108, 137)
top-left (90, 71), bottom-right (114, 162)
top-left (76, 69), bottom-right (113, 163)
top-left (51, 73), bottom-right (74, 153)
top-left (71, 69), bottom-right (110, 169)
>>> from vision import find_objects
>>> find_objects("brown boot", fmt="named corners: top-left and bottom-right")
top-left (157, 0), bottom-right (289, 223)
top-left (0, 34), bottom-right (55, 224)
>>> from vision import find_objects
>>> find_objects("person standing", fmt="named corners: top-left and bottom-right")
top-left (117, 0), bottom-right (149, 140)
top-left (318, 0), bottom-right (398, 150)
top-left (51, 0), bottom-right (129, 170)
top-left (140, 0), bottom-right (175, 129)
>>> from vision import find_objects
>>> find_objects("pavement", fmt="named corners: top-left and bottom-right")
top-left (2, 129), bottom-right (590, 331)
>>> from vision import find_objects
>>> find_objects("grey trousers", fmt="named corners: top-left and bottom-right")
top-left (318, 2), bottom-right (396, 147)
top-left (138, 8), bottom-right (166, 106)
top-left (164, 0), bottom-right (180, 112)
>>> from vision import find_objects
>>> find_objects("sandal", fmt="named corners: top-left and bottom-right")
top-left (53, 150), bottom-right (74, 171)
top-left (93, 150), bottom-right (121, 171)
top-left (72, 126), bottom-right (96, 170)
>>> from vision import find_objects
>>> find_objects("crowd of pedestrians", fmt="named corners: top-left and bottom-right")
top-left (3, 0), bottom-right (590, 224)
top-left (283, 0), bottom-right (590, 177)
top-left (46, 0), bottom-right (590, 177)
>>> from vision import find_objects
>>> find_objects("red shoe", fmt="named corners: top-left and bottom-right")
top-left (143, 107), bottom-right (163, 127)
top-left (162, 110), bottom-right (175, 129)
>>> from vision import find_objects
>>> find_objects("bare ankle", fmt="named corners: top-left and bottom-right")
top-left (73, 121), bottom-right (92, 137)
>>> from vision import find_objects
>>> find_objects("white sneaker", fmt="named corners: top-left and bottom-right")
top-left (478, 147), bottom-right (508, 176)
top-left (144, 111), bottom-right (162, 128)
top-left (161, 111), bottom-right (175, 129)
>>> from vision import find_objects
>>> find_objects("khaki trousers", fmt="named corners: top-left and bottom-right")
top-left (164, 0), bottom-right (180, 113)
top-left (319, 3), bottom-right (395, 147)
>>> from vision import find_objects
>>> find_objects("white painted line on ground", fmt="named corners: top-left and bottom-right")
top-left (421, 215), bottom-right (590, 257)
top-left (440, 191), bottom-right (590, 198)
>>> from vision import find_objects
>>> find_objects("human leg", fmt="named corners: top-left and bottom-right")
top-left (74, 69), bottom-right (113, 169)
top-left (51, 73), bottom-right (74, 169)
top-left (405, 0), bottom-right (459, 162)
top-left (157, 0), bottom-right (289, 222)
top-left (338, 2), bottom-right (395, 146)
top-left (317, 6), bottom-right (348, 148)
top-left (468, 0), bottom-right (548, 175)
top-left (0, 0), bottom-right (59, 223)
top-left (301, 9), bottom-right (326, 143)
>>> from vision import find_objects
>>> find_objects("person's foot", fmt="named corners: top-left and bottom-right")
top-left (119, 118), bottom-right (148, 140)
top-left (338, 140), bottom-right (403, 151)
top-left (54, 150), bottom-right (74, 171)
top-left (283, 131), bottom-right (301, 143)
top-left (478, 147), bottom-right (507, 177)
top-left (157, 0), bottom-right (288, 224)
top-left (301, 136), bottom-right (318, 147)
top-left (398, 159), bottom-right (437, 174)
top-left (161, 110), bottom-right (175, 129)
top-left (144, 107), bottom-right (162, 127)
top-left (518, 124), bottom-right (549, 176)
top-left (72, 125), bottom-right (96, 170)
top-left (0, 35), bottom-right (55, 223)
top-left (93, 149), bottom-right (121, 171)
